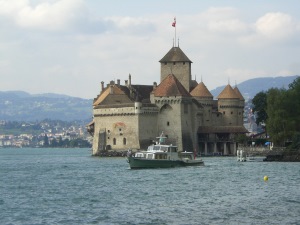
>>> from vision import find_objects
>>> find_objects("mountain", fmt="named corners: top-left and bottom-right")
top-left (0, 91), bottom-right (93, 121)
top-left (210, 75), bottom-right (299, 100)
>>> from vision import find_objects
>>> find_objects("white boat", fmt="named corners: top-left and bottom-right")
top-left (126, 133), bottom-right (204, 169)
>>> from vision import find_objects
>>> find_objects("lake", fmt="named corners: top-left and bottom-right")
top-left (0, 148), bottom-right (299, 225)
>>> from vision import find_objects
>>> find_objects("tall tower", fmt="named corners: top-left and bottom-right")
top-left (159, 46), bottom-right (192, 92)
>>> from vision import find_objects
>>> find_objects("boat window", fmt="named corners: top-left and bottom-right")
top-left (161, 146), bottom-right (168, 151)
top-left (153, 146), bottom-right (160, 150)
top-left (146, 154), bottom-right (154, 159)
top-left (170, 147), bottom-right (177, 152)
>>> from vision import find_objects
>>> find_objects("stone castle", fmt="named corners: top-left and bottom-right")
top-left (87, 44), bottom-right (247, 156)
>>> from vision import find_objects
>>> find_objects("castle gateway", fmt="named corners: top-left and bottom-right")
top-left (87, 45), bottom-right (248, 156)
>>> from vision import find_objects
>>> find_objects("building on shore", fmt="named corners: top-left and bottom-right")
top-left (87, 44), bottom-right (248, 156)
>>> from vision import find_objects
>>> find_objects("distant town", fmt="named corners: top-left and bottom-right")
top-left (0, 119), bottom-right (92, 148)
top-left (0, 98), bottom-right (263, 149)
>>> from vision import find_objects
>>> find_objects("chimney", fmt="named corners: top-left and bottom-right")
top-left (101, 81), bottom-right (104, 92)
top-left (109, 80), bottom-right (114, 94)
top-left (153, 82), bottom-right (157, 90)
top-left (125, 80), bottom-right (128, 86)
top-left (128, 74), bottom-right (131, 87)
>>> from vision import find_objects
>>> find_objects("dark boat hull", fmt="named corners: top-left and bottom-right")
top-left (127, 157), bottom-right (204, 169)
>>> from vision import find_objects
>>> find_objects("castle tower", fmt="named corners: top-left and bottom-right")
top-left (152, 74), bottom-right (197, 151)
top-left (190, 81), bottom-right (214, 126)
top-left (217, 85), bottom-right (240, 126)
top-left (233, 86), bottom-right (245, 126)
top-left (159, 46), bottom-right (192, 92)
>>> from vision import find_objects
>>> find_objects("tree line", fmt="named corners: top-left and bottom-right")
top-left (43, 134), bottom-right (91, 148)
top-left (252, 76), bottom-right (300, 150)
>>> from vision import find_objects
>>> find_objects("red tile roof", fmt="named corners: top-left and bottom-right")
top-left (233, 86), bottom-right (245, 100)
top-left (190, 82), bottom-right (213, 98)
top-left (154, 74), bottom-right (191, 97)
top-left (217, 84), bottom-right (239, 99)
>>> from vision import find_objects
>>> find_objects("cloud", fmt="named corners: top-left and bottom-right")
top-left (239, 12), bottom-right (300, 47)
top-left (255, 12), bottom-right (295, 40)
top-left (0, 0), bottom-right (86, 31)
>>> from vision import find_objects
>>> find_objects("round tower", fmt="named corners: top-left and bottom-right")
top-left (217, 84), bottom-right (240, 126)
top-left (190, 81), bottom-right (214, 126)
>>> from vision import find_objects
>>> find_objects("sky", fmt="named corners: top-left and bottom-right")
top-left (0, 0), bottom-right (300, 99)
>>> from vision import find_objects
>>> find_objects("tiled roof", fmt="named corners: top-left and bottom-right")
top-left (217, 84), bottom-right (239, 99)
top-left (154, 74), bottom-right (191, 97)
top-left (198, 126), bottom-right (248, 134)
top-left (131, 85), bottom-right (154, 101)
top-left (93, 85), bottom-right (131, 106)
top-left (190, 82), bottom-right (213, 98)
top-left (159, 47), bottom-right (192, 63)
top-left (233, 86), bottom-right (245, 100)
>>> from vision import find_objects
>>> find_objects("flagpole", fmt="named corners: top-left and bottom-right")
top-left (175, 21), bottom-right (176, 47)
top-left (172, 17), bottom-right (176, 47)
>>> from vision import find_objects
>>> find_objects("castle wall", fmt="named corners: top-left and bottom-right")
top-left (218, 98), bottom-right (241, 126)
top-left (153, 96), bottom-right (199, 151)
top-left (92, 104), bottom-right (159, 155)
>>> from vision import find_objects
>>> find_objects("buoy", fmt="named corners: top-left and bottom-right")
top-left (264, 176), bottom-right (268, 181)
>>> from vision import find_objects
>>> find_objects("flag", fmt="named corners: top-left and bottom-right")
top-left (172, 17), bottom-right (176, 27)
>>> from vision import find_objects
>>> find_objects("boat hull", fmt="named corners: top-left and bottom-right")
top-left (127, 157), bottom-right (204, 169)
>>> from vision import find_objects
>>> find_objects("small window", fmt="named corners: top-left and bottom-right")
top-left (167, 121), bottom-right (170, 126)
top-left (223, 111), bottom-right (225, 115)
top-left (113, 138), bottom-right (116, 145)
top-left (119, 128), bottom-right (122, 131)
top-left (123, 138), bottom-right (126, 145)
top-left (107, 137), bottom-right (110, 139)
top-left (183, 62), bottom-right (185, 65)
top-left (164, 62), bottom-right (167, 65)
top-left (107, 130), bottom-right (110, 133)
top-left (173, 62), bottom-right (176, 65)
top-left (231, 112), bottom-right (233, 114)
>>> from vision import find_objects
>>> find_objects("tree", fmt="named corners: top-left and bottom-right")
top-left (252, 91), bottom-right (267, 125)
top-left (43, 134), bottom-right (49, 147)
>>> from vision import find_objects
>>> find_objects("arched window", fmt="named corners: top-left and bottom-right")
top-left (113, 138), bottom-right (116, 145)
top-left (123, 138), bottom-right (126, 145)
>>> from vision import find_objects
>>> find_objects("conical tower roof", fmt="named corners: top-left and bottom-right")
top-left (190, 82), bottom-right (213, 98)
top-left (233, 86), bottom-right (245, 100)
top-left (159, 47), bottom-right (192, 63)
top-left (154, 74), bottom-right (191, 97)
top-left (217, 84), bottom-right (239, 99)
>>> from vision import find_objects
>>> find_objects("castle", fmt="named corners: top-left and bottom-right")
top-left (87, 44), bottom-right (248, 156)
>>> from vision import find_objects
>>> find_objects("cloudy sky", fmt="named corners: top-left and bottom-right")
top-left (0, 0), bottom-right (299, 99)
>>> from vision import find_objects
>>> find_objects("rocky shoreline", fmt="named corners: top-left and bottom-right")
top-left (264, 152), bottom-right (300, 162)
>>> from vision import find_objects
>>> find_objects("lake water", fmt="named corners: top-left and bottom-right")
top-left (0, 148), bottom-right (299, 225)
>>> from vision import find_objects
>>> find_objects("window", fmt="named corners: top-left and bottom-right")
top-left (164, 62), bottom-right (167, 65)
top-left (173, 62), bottom-right (176, 65)
top-left (231, 111), bottom-right (233, 114)
top-left (113, 138), bottom-right (116, 145)
top-left (223, 111), bottom-right (225, 115)
top-left (183, 62), bottom-right (185, 65)
top-left (167, 121), bottom-right (170, 126)
top-left (123, 138), bottom-right (126, 145)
